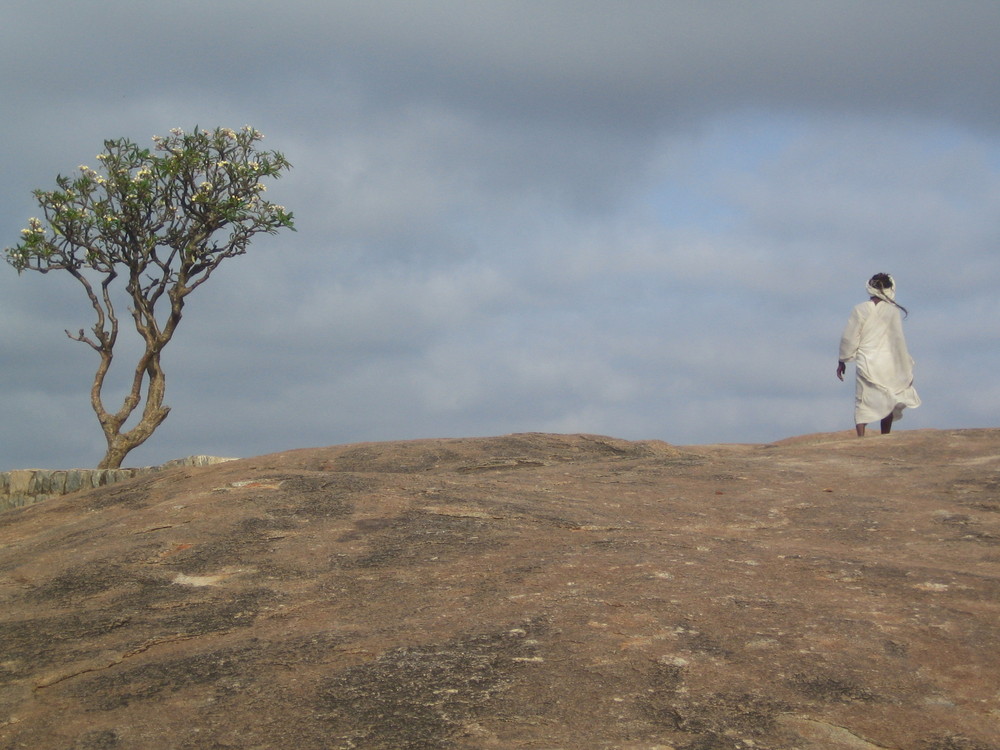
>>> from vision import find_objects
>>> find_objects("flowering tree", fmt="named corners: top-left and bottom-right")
top-left (5, 126), bottom-right (294, 469)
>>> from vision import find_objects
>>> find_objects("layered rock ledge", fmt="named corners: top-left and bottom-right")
top-left (0, 456), bottom-right (236, 512)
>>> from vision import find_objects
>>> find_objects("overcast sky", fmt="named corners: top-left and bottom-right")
top-left (2, 1), bottom-right (999, 470)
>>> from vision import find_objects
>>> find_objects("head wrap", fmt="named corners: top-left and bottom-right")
top-left (866, 274), bottom-right (896, 303)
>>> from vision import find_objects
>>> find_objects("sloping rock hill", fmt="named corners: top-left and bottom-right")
top-left (0, 430), bottom-right (998, 750)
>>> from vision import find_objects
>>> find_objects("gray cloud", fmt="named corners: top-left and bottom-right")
top-left (2, 1), bottom-right (999, 469)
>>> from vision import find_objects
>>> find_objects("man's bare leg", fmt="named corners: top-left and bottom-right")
top-left (856, 423), bottom-right (866, 437)
top-left (881, 413), bottom-right (894, 434)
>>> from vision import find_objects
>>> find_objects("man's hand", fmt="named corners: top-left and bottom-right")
top-left (836, 361), bottom-right (846, 381)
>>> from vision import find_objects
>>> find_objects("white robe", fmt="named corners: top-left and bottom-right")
top-left (839, 300), bottom-right (921, 425)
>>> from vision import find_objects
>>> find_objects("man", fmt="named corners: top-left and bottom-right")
top-left (837, 273), bottom-right (921, 436)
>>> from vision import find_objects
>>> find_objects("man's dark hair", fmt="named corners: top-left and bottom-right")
top-left (870, 272), bottom-right (909, 317)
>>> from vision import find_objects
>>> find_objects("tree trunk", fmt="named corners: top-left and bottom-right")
top-left (96, 350), bottom-right (172, 469)
top-left (97, 403), bottom-right (171, 468)
top-left (98, 442), bottom-right (133, 471)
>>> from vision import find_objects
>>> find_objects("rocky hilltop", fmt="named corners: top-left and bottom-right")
top-left (0, 430), bottom-right (998, 749)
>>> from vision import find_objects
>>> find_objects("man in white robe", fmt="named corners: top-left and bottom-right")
top-left (837, 273), bottom-right (920, 436)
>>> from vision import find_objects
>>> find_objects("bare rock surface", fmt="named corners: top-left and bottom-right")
top-left (0, 429), bottom-right (998, 749)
